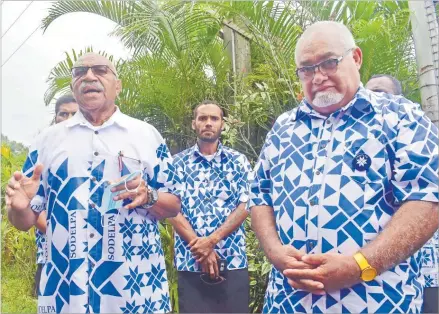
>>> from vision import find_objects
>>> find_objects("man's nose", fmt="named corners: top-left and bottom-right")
top-left (312, 68), bottom-right (328, 85)
top-left (83, 68), bottom-right (98, 81)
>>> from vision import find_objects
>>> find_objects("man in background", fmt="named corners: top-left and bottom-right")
top-left (169, 100), bottom-right (253, 313)
top-left (365, 74), bottom-right (402, 94)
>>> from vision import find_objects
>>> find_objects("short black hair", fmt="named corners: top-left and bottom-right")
top-left (55, 94), bottom-right (77, 114)
top-left (369, 74), bottom-right (403, 95)
top-left (193, 99), bottom-right (227, 119)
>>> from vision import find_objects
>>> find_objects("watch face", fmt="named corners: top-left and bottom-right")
top-left (362, 267), bottom-right (377, 282)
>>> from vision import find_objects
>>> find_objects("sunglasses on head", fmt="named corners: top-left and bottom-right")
top-left (71, 65), bottom-right (117, 79)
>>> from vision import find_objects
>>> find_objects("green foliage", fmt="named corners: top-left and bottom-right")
top-left (1, 262), bottom-right (38, 313)
top-left (1, 142), bottom-right (38, 313)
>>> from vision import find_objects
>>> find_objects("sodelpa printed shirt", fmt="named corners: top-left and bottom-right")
top-left (249, 86), bottom-right (439, 313)
top-left (23, 108), bottom-right (181, 313)
top-left (173, 143), bottom-right (253, 271)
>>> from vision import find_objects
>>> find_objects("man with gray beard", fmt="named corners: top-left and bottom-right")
top-left (249, 21), bottom-right (438, 313)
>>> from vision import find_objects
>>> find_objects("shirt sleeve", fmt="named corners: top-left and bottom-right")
top-left (145, 127), bottom-right (182, 197)
top-left (236, 154), bottom-right (254, 209)
top-left (22, 135), bottom-right (47, 214)
top-left (248, 128), bottom-right (278, 209)
top-left (391, 106), bottom-right (439, 204)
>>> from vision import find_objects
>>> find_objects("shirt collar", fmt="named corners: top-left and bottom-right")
top-left (190, 142), bottom-right (228, 161)
top-left (66, 106), bottom-right (130, 129)
top-left (291, 84), bottom-right (374, 122)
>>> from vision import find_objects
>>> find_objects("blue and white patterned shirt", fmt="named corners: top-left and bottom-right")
top-left (36, 228), bottom-right (47, 264)
top-left (23, 107), bottom-right (181, 313)
top-left (374, 92), bottom-right (439, 290)
top-left (249, 86), bottom-right (439, 313)
top-left (173, 143), bottom-right (253, 271)
top-left (419, 233), bottom-right (439, 288)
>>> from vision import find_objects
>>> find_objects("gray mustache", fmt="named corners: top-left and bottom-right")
top-left (80, 81), bottom-right (104, 93)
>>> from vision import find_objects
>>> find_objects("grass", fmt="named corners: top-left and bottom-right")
top-left (1, 263), bottom-right (37, 313)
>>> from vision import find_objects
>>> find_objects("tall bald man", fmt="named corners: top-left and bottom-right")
top-left (249, 21), bottom-right (438, 313)
top-left (6, 53), bottom-right (181, 313)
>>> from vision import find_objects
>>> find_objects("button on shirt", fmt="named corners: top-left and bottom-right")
top-left (173, 143), bottom-right (253, 271)
top-left (249, 86), bottom-right (439, 313)
top-left (23, 108), bottom-right (181, 313)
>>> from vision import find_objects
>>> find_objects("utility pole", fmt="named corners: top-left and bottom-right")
top-left (408, 0), bottom-right (439, 126)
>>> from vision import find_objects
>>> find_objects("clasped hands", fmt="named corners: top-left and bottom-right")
top-left (271, 245), bottom-right (362, 294)
top-left (189, 236), bottom-right (220, 279)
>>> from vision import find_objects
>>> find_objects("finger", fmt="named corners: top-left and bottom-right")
top-left (125, 176), bottom-right (143, 190)
top-left (5, 186), bottom-right (15, 197)
top-left (189, 238), bottom-right (198, 247)
top-left (196, 252), bottom-right (208, 263)
top-left (13, 171), bottom-right (24, 182)
top-left (209, 262), bottom-right (215, 279)
top-left (302, 254), bottom-right (326, 266)
top-left (283, 268), bottom-right (320, 281)
top-left (123, 196), bottom-right (144, 210)
top-left (114, 190), bottom-right (138, 201)
top-left (287, 261), bottom-right (316, 270)
top-left (287, 278), bottom-right (325, 293)
top-left (213, 258), bottom-right (219, 278)
top-left (111, 175), bottom-right (142, 192)
top-left (5, 195), bottom-right (11, 206)
top-left (201, 262), bottom-right (207, 274)
top-left (31, 164), bottom-right (44, 181)
top-left (286, 246), bottom-right (305, 260)
top-left (214, 251), bottom-right (220, 260)
top-left (8, 177), bottom-right (18, 189)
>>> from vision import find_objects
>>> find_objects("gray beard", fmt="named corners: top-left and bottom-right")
top-left (312, 91), bottom-right (344, 108)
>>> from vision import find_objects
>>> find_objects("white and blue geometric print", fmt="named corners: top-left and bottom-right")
top-left (23, 108), bottom-right (181, 313)
top-left (249, 86), bottom-right (439, 313)
top-left (173, 143), bottom-right (253, 272)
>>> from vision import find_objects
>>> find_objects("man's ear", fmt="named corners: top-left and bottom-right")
top-left (353, 47), bottom-right (363, 70)
top-left (70, 83), bottom-right (73, 91)
top-left (191, 120), bottom-right (196, 131)
top-left (115, 79), bottom-right (122, 96)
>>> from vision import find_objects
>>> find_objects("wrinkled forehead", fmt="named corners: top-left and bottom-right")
top-left (296, 32), bottom-right (345, 66)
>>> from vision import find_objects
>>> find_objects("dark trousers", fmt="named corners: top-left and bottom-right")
top-left (423, 287), bottom-right (438, 313)
top-left (178, 268), bottom-right (249, 313)
top-left (34, 263), bottom-right (43, 297)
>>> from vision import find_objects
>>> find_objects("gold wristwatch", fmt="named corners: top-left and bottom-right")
top-left (353, 252), bottom-right (377, 282)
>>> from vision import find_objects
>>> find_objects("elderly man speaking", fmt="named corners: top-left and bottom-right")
top-left (6, 53), bottom-right (181, 313)
top-left (249, 21), bottom-right (439, 313)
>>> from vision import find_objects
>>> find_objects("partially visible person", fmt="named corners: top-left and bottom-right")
top-left (53, 94), bottom-right (78, 124)
top-left (33, 94), bottom-right (78, 297)
top-left (365, 74), bottom-right (402, 95)
top-left (367, 74), bottom-right (438, 314)
top-left (169, 100), bottom-right (253, 313)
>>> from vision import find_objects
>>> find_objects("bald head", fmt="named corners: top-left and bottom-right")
top-left (74, 52), bottom-right (118, 77)
top-left (295, 21), bottom-right (356, 64)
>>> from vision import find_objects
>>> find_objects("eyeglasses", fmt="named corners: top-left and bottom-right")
top-left (200, 273), bottom-right (226, 285)
top-left (296, 48), bottom-right (355, 81)
top-left (71, 65), bottom-right (117, 79)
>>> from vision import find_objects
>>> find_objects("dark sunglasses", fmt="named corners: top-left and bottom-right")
top-left (71, 65), bottom-right (117, 79)
top-left (200, 273), bottom-right (226, 285)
